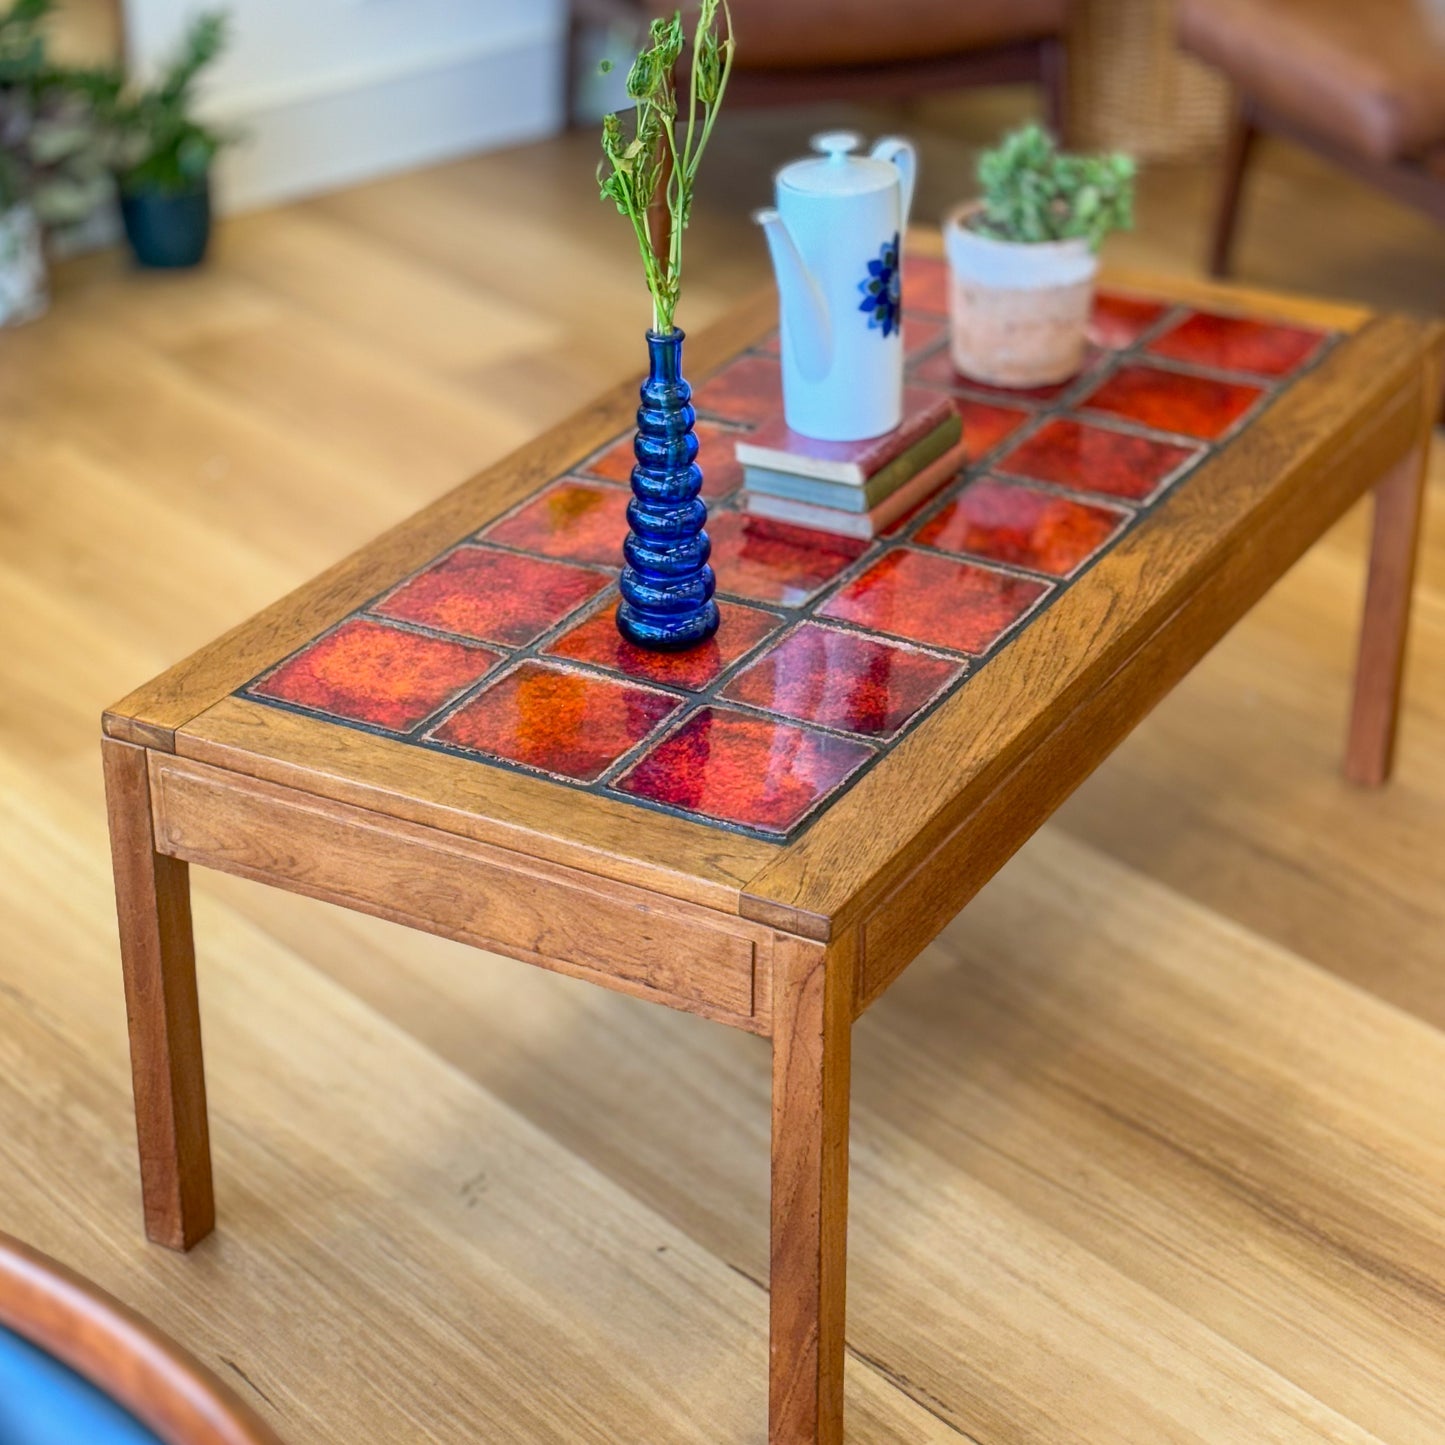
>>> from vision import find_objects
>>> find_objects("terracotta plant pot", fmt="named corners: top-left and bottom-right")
top-left (942, 201), bottom-right (1098, 388)
top-left (0, 204), bottom-right (48, 328)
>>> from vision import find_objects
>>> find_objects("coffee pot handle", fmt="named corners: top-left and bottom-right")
top-left (870, 136), bottom-right (917, 231)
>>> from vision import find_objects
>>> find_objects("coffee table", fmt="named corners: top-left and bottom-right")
top-left (103, 236), bottom-right (1442, 1444)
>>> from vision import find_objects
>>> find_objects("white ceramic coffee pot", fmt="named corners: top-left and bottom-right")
top-left (755, 131), bottom-right (916, 442)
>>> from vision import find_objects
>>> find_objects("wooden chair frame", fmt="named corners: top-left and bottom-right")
top-left (564, 3), bottom-right (1069, 141)
top-left (1208, 93), bottom-right (1445, 278)
top-left (0, 1231), bottom-right (281, 1445)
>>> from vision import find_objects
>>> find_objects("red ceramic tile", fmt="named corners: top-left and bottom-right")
top-left (693, 355), bottom-right (781, 426)
top-left (374, 544), bottom-right (609, 647)
top-left (615, 706), bottom-right (873, 835)
top-left (721, 622), bottom-right (961, 738)
top-left (1088, 291), bottom-right (1168, 349)
top-left (546, 597), bottom-right (780, 691)
top-left (708, 511), bottom-right (868, 606)
top-left (916, 477), bottom-right (1128, 577)
top-left (818, 547), bottom-right (1049, 654)
top-left (427, 659), bottom-right (679, 782)
top-left (251, 617), bottom-right (498, 732)
top-left (582, 419), bottom-right (744, 500)
top-left (902, 253), bottom-right (949, 316)
top-left (954, 397), bottom-right (1032, 458)
top-left (910, 343), bottom-right (1107, 403)
top-left (995, 416), bottom-right (1202, 502)
top-left (480, 479), bottom-right (630, 566)
top-left (1080, 363), bottom-right (1263, 440)
top-left (1145, 310), bottom-right (1325, 377)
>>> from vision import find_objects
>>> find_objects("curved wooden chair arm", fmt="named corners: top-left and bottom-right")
top-left (0, 1231), bottom-right (283, 1445)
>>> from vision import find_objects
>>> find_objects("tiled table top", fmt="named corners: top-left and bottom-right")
top-left (242, 255), bottom-right (1335, 842)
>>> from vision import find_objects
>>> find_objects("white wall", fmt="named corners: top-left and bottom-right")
top-left (121, 0), bottom-right (567, 211)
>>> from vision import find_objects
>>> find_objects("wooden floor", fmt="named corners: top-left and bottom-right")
top-left (3, 98), bottom-right (1444, 1442)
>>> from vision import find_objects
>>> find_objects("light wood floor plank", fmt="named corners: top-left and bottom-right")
top-left (3, 99), bottom-right (1443, 1441)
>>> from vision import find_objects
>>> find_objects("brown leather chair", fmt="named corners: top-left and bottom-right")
top-left (567, 0), bottom-right (1072, 138)
top-left (1178, 0), bottom-right (1445, 275)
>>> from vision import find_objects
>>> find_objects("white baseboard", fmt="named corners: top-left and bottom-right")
top-left (213, 31), bottom-right (565, 214)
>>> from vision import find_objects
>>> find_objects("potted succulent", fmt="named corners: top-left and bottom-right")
top-left (103, 9), bottom-right (230, 269)
top-left (596, 1), bottom-right (733, 650)
top-left (944, 122), bottom-right (1135, 387)
top-left (0, 0), bottom-right (110, 324)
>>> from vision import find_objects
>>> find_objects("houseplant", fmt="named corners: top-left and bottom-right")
top-left (596, 0), bottom-right (733, 650)
top-left (0, 0), bottom-right (109, 324)
top-left (944, 122), bottom-right (1134, 387)
top-left (103, 9), bottom-right (230, 268)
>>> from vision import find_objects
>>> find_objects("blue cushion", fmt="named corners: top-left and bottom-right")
top-left (0, 1326), bottom-right (164, 1445)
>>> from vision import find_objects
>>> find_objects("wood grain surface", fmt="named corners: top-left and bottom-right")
top-left (4, 116), bottom-right (1443, 1443)
top-left (110, 276), bottom-right (1440, 944)
top-left (149, 751), bottom-right (773, 1032)
top-left (102, 737), bottom-right (215, 1251)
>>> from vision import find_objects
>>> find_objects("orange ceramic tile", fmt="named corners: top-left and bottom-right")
top-left (480, 479), bottom-right (630, 566)
top-left (250, 617), bottom-right (499, 732)
top-left (954, 397), bottom-right (1032, 458)
top-left (721, 622), bottom-right (961, 737)
top-left (1080, 363), bottom-right (1265, 440)
top-left (1145, 310), bottom-right (1326, 377)
top-left (545, 596), bottom-right (781, 691)
top-left (374, 544), bottom-right (610, 647)
top-left (427, 659), bottom-right (680, 783)
top-left (916, 477), bottom-right (1129, 577)
top-left (693, 355), bottom-right (782, 426)
top-left (902, 253), bottom-right (949, 315)
top-left (615, 706), bottom-right (873, 835)
top-left (994, 416), bottom-right (1203, 502)
top-left (708, 510), bottom-right (869, 606)
top-left (818, 547), bottom-right (1049, 654)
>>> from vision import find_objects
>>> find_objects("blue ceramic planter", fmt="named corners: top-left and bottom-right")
top-left (119, 180), bottom-right (211, 269)
top-left (616, 328), bottom-right (720, 651)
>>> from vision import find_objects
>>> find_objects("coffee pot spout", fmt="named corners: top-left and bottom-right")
top-left (753, 206), bottom-right (832, 382)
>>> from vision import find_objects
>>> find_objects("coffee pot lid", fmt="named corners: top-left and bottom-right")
top-left (777, 132), bottom-right (900, 197)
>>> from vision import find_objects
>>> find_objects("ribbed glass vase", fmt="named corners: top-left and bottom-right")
top-left (616, 328), bottom-right (720, 651)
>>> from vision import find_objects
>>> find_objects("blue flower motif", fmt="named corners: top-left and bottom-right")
top-left (857, 232), bottom-right (902, 338)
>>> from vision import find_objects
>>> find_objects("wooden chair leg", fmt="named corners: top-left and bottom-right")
top-left (102, 738), bottom-right (215, 1251)
top-left (770, 936), bottom-right (853, 1445)
top-left (1039, 34), bottom-right (1070, 146)
top-left (1209, 98), bottom-right (1258, 277)
top-left (563, 13), bottom-right (583, 130)
top-left (1343, 426), bottom-right (1433, 786)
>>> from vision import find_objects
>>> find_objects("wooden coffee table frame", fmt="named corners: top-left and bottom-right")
top-left (102, 249), bottom-right (1441, 1445)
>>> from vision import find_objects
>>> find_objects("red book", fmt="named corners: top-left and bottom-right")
top-left (741, 437), bottom-right (970, 540)
top-left (734, 389), bottom-right (955, 485)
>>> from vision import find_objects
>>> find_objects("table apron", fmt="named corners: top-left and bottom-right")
top-left (146, 753), bottom-right (777, 1034)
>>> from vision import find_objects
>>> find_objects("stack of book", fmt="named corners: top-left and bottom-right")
top-left (736, 389), bottom-right (968, 539)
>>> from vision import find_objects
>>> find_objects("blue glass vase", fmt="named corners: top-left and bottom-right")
top-left (616, 328), bottom-right (720, 651)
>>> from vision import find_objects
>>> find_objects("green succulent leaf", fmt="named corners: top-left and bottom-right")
top-left (974, 122), bottom-right (1134, 250)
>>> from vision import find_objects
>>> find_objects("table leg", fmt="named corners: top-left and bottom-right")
top-left (770, 935), bottom-right (853, 1445)
top-left (102, 738), bottom-right (215, 1250)
top-left (1343, 431), bottom-right (1433, 787)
